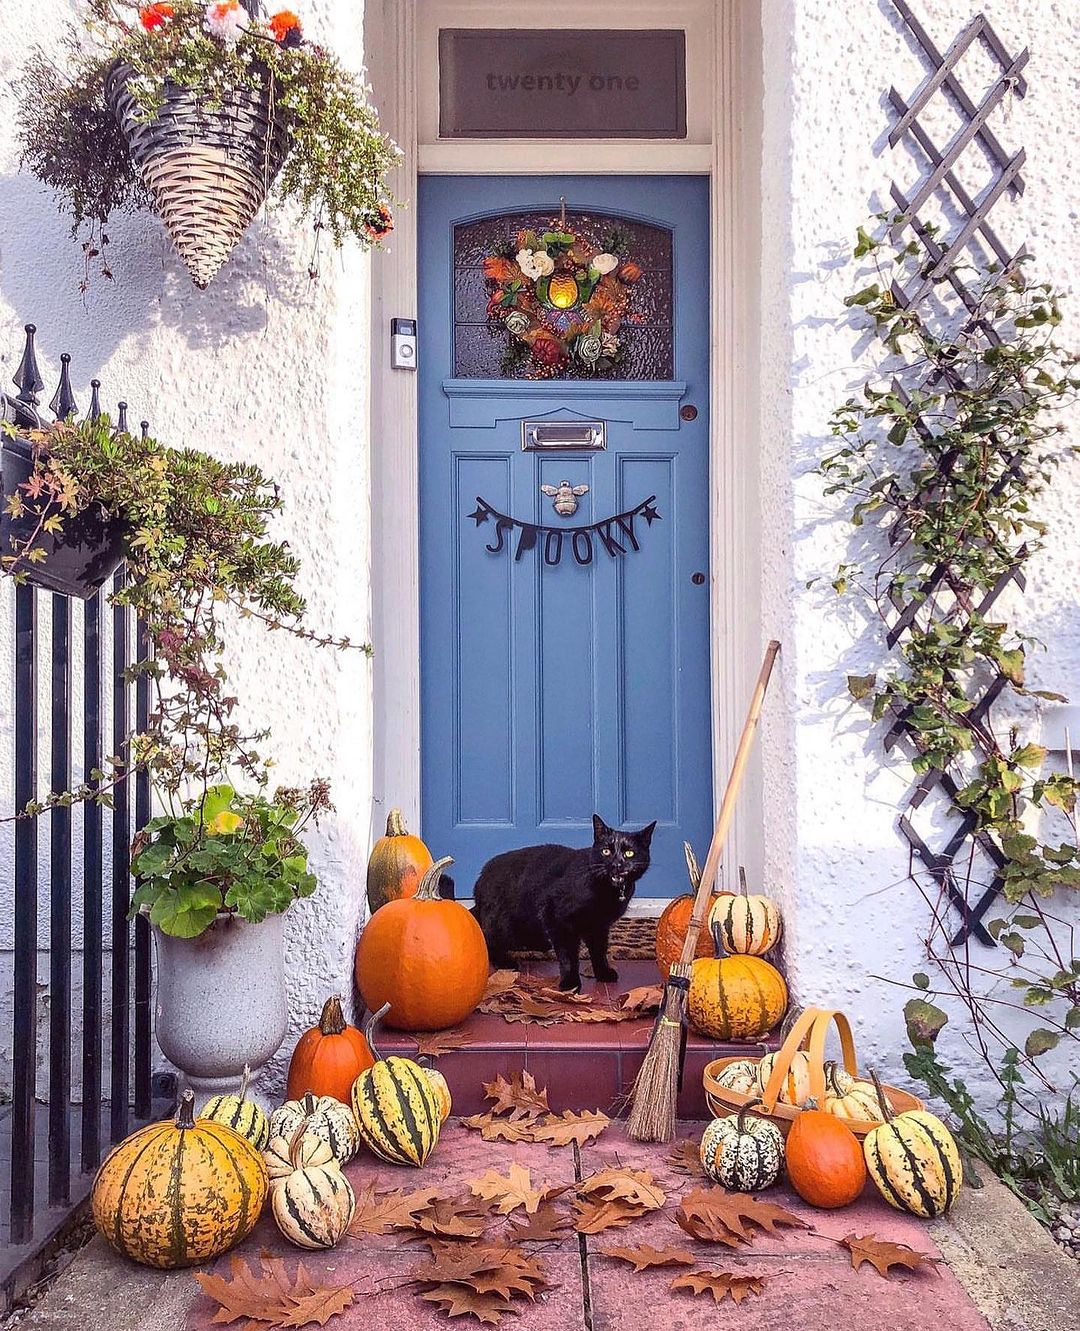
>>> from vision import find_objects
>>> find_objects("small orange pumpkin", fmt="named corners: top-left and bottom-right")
top-left (785, 1102), bottom-right (867, 1208)
top-left (366, 809), bottom-right (433, 914)
top-left (356, 857), bottom-right (490, 1031)
top-left (655, 843), bottom-right (733, 978)
top-left (286, 995), bottom-right (375, 1104)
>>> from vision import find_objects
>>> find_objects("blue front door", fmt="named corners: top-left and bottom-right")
top-left (419, 175), bottom-right (711, 898)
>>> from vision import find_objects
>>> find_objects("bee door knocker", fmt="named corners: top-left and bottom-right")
top-left (540, 479), bottom-right (589, 517)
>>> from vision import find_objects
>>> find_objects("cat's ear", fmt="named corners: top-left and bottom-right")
top-left (636, 820), bottom-right (657, 847)
top-left (592, 813), bottom-right (611, 841)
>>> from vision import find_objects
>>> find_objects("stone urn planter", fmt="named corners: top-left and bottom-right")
top-left (153, 912), bottom-right (288, 1111)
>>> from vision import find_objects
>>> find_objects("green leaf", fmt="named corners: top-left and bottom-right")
top-left (198, 784), bottom-right (236, 824)
top-left (131, 841), bottom-right (176, 876)
top-left (224, 876), bottom-right (282, 923)
top-left (149, 884), bottom-right (222, 938)
top-left (1024, 1029), bottom-right (1062, 1058)
top-left (847, 673), bottom-right (876, 701)
top-left (1011, 743), bottom-right (1046, 771)
top-left (845, 284), bottom-right (881, 308)
top-left (912, 972), bottom-right (930, 990)
top-left (904, 997), bottom-right (948, 1048)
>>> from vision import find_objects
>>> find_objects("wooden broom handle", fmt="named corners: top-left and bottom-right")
top-left (678, 640), bottom-right (781, 967)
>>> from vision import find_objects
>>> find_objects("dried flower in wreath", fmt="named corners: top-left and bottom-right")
top-left (18, 0), bottom-right (401, 287)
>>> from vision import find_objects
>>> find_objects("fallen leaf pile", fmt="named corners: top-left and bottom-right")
top-left (461, 1070), bottom-right (611, 1147)
top-left (195, 1253), bottom-right (354, 1328)
top-left (573, 1167), bottom-right (667, 1233)
top-left (477, 970), bottom-right (661, 1026)
top-left (841, 1233), bottom-right (942, 1279)
top-left (410, 1240), bottom-right (550, 1325)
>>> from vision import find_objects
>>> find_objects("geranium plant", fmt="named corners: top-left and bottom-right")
top-left (18, 0), bottom-right (400, 286)
top-left (129, 782), bottom-right (330, 936)
top-left (1, 411), bottom-right (369, 815)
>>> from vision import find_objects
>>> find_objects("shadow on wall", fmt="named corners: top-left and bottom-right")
top-left (0, 171), bottom-right (319, 381)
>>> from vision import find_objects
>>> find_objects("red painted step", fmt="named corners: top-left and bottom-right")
top-left (374, 959), bottom-right (779, 1118)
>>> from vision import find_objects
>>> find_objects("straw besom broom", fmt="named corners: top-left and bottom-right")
top-left (627, 640), bottom-right (781, 1142)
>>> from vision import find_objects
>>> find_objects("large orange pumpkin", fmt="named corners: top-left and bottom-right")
top-left (286, 995), bottom-right (375, 1104)
top-left (366, 809), bottom-right (433, 913)
top-left (688, 954), bottom-right (788, 1040)
top-left (655, 842), bottom-right (733, 978)
top-left (355, 856), bottom-right (489, 1031)
top-left (785, 1103), bottom-right (867, 1208)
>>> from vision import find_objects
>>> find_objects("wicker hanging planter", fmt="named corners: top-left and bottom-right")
top-left (106, 62), bottom-right (289, 290)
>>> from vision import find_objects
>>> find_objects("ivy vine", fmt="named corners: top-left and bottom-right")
top-left (821, 217), bottom-right (1080, 1094)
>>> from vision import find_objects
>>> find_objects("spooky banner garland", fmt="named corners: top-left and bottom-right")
top-left (468, 495), bottom-right (660, 566)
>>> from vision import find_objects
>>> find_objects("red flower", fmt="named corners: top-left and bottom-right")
top-left (530, 333), bottom-right (565, 367)
top-left (364, 203), bottom-right (394, 240)
top-left (139, 3), bottom-right (174, 30)
top-left (268, 10), bottom-right (302, 42)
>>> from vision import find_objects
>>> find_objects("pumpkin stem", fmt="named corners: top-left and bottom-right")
top-left (709, 918), bottom-right (723, 957)
top-left (415, 855), bottom-right (454, 901)
top-left (803, 1097), bottom-right (820, 1111)
top-left (683, 841), bottom-right (701, 891)
top-left (362, 1001), bottom-right (392, 1062)
top-left (385, 808), bottom-right (409, 837)
top-left (302, 1091), bottom-right (317, 1116)
top-left (319, 995), bottom-right (347, 1037)
top-left (739, 865), bottom-right (748, 897)
top-left (869, 1068), bottom-right (895, 1123)
top-left (237, 1063), bottom-right (251, 1102)
top-left (176, 1089), bottom-right (196, 1130)
top-left (736, 1097), bottom-right (765, 1133)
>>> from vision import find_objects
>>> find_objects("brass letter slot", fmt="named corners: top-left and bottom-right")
top-left (521, 420), bottom-right (605, 451)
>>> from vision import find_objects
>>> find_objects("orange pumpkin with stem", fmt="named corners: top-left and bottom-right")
top-left (655, 843), bottom-right (732, 978)
top-left (366, 809), bottom-right (433, 913)
top-left (286, 995), bottom-right (374, 1104)
top-left (785, 1100), bottom-right (867, 1208)
top-left (355, 856), bottom-right (490, 1031)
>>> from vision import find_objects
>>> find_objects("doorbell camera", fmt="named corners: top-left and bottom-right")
top-left (391, 317), bottom-right (417, 370)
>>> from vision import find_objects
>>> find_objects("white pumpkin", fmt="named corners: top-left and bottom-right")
top-left (700, 1102), bottom-right (785, 1192)
top-left (713, 1058), bottom-right (761, 1096)
top-left (757, 1050), bottom-right (812, 1106)
top-left (269, 1091), bottom-right (360, 1164)
top-left (270, 1131), bottom-right (355, 1250)
top-left (264, 1128), bottom-right (335, 1183)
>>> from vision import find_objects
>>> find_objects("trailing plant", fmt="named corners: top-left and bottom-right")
top-left (1, 413), bottom-right (370, 815)
top-left (129, 780), bottom-right (330, 936)
top-left (820, 218), bottom-right (1080, 1126)
top-left (17, 0), bottom-right (400, 284)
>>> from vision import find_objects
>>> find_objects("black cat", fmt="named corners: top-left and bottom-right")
top-left (472, 815), bottom-right (656, 991)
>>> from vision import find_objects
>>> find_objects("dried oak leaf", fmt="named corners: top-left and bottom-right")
top-left (506, 1201), bottom-right (574, 1241)
top-left (531, 1109), bottom-right (610, 1147)
top-left (410, 1194), bottom-right (493, 1239)
top-left (347, 1185), bottom-right (439, 1236)
top-left (419, 1285), bottom-right (516, 1324)
top-left (579, 1168), bottom-right (666, 1211)
top-left (671, 1269), bottom-right (767, 1305)
top-left (617, 984), bottom-right (664, 1013)
top-left (482, 1070), bottom-right (550, 1121)
top-left (842, 1233), bottom-right (942, 1279)
top-left (412, 1241), bottom-right (549, 1300)
top-left (469, 1163), bottom-right (545, 1215)
top-left (602, 1244), bottom-right (697, 1273)
top-left (461, 1112), bottom-right (536, 1144)
top-left (481, 969), bottom-right (521, 1002)
top-left (413, 1029), bottom-right (474, 1056)
top-left (196, 1253), bottom-right (354, 1328)
top-left (572, 1198), bottom-right (650, 1234)
top-left (675, 1187), bottom-right (808, 1246)
top-left (667, 1140), bottom-right (707, 1177)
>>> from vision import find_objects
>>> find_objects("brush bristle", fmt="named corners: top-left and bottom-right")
top-left (626, 968), bottom-right (691, 1142)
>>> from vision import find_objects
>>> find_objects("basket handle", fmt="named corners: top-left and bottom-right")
top-left (758, 1007), bottom-right (860, 1112)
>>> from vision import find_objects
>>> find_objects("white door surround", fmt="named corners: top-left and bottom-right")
top-left (364, 0), bottom-right (764, 897)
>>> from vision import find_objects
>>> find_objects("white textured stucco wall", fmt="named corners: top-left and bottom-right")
top-left (0, 0), bottom-right (374, 1096)
top-left (759, 0), bottom-right (1080, 1110)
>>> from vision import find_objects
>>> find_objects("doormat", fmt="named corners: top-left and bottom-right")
top-left (510, 914), bottom-right (658, 962)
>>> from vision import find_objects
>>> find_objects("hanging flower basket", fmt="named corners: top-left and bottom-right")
top-left (18, 3), bottom-right (400, 289)
top-left (106, 62), bottom-right (289, 289)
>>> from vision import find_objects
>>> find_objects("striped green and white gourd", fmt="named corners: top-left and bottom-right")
top-left (862, 1071), bottom-right (962, 1218)
top-left (269, 1091), bottom-right (360, 1165)
top-left (264, 1127), bottom-right (335, 1183)
top-left (270, 1132), bottom-right (355, 1250)
top-left (200, 1066), bottom-right (270, 1150)
top-left (700, 1101), bottom-right (784, 1192)
top-left (349, 1002), bottom-right (441, 1167)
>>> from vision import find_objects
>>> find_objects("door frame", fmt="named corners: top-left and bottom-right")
top-left (365, 0), bottom-right (764, 895)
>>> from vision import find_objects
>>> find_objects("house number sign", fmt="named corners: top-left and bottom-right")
top-left (468, 494), bottom-right (660, 566)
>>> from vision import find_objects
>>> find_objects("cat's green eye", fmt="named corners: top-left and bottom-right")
top-left (624, 849), bottom-right (634, 858)
top-left (602, 847), bottom-right (612, 855)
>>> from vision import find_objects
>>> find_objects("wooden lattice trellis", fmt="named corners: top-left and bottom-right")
top-left (881, 2), bottom-right (1031, 948)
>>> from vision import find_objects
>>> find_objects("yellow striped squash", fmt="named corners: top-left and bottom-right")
top-left (689, 955), bottom-right (788, 1041)
top-left (200, 1068), bottom-right (270, 1150)
top-left (709, 890), bottom-right (782, 956)
top-left (349, 1001), bottom-right (442, 1166)
top-left (862, 1072), bottom-right (962, 1217)
top-left (270, 1131), bottom-right (355, 1250)
top-left (269, 1091), bottom-right (360, 1165)
top-left (822, 1063), bottom-right (881, 1122)
top-left (91, 1091), bottom-right (268, 1269)
top-left (423, 1067), bottom-right (453, 1123)
top-left (757, 1050), bottom-right (813, 1106)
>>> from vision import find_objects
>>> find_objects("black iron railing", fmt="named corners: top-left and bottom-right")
top-left (2, 326), bottom-right (159, 1297)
